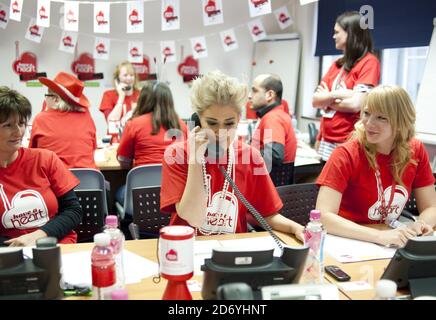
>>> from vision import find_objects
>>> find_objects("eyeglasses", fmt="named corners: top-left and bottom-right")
top-left (44, 94), bottom-right (57, 98)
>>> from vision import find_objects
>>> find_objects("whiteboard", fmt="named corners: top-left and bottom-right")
top-left (250, 33), bottom-right (300, 115)
top-left (416, 18), bottom-right (436, 138)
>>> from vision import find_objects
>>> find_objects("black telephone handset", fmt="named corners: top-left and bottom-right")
top-left (191, 112), bottom-right (201, 128)
top-left (116, 76), bottom-right (131, 91)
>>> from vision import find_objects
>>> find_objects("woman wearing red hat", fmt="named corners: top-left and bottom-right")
top-left (29, 72), bottom-right (97, 169)
top-left (0, 86), bottom-right (82, 246)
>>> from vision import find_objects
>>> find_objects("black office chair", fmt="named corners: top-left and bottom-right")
top-left (74, 189), bottom-right (106, 242)
top-left (308, 122), bottom-right (318, 148)
top-left (130, 186), bottom-right (170, 239)
top-left (276, 183), bottom-right (319, 226)
top-left (269, 162), bottom-right (295, 187)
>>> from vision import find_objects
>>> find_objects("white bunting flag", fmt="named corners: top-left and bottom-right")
top-left (248, 0), bottom-right (271, 18)
top-left (36, 0), bottom-right (51, 28)
top-left (0, 3), bottom-right (10, 29)
top-left (274, 6), bottom-right (293, 29)
top-left (94, 37), bottom-right (110, 60)
top-left (190, 36), bottom-right (208, 59)
top-left (9, 0), bottom-right (23, 22)
top-left (58, 31), bottom-right (78, 54)
top-left (64, 1), bottom-right (79, 32)
top-left (202, 0), bottom-right (223, 26)
top-left (161, 0), bottom-right (180, 31)
top-left (248, 19), bottom-right (266, 42)
top-left (128, 41), bottom-right (143, 63)
top-left (160, 40), bottom-right (176, 63)
top-left (220, 29), bottom-right (238, 52)
top-left (300, 0), bottom-right (319, 5)
top-left (25, 18), bottom-right (44, 43)
top-left (94, 2), bottom-right (110, 33)
top-left (127, 1), bottom-right (144, 33)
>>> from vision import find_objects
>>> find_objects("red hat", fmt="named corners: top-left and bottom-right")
top-left (39, 72), bottom-right (90, 109)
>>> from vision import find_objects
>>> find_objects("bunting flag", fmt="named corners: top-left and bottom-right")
top-left (248, 0), bottom-right (271, 18)
top-left (190, 36), bottom-right (208, 59)
top-left (36, 0), bottom-right (51, 28)
top-left (94, 2), bottom-right (110, 33)
top-left (300, 0), bottom-right (319, 5)
top-left (58, 31), bottom-right (78, 54)
top-left (128, 41), bottom-right (143, 63)
top-left (25, 18), bottom-right (44, 43)
top-left (161, 0), bottom-right (180, 31)
top-left (127, 1), bottom-right (144, 33)
top-left (248, 19), bottom-right (266, 42)
top-left (160, 40), bottom-right (176, 63)
top-left (220, 28), bottom-right (238, 52)
top-left (274, 6), bottom-right (293, 29)
top-left (94, 37), bottom-right (110, 60)
top-left (64, 1), bottom-right (79, 32)
top-left (202, 0), bottom-right (223, 26)
top-left (0, 3), bottom-right (10, 29)
top-left (9, 0), bottom-right (23, 22)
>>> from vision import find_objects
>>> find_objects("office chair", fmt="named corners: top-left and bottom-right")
top-left (276, 183), bottom-right (319, 226)
top-left (269, 162), bottom-right (295, 187)
top-left (70, 168), bottom-right (109, 242)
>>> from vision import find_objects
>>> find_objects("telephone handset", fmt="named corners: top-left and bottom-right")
top-left (191, 112), bottom-right (224, 159)
top-left (116, 76), bottom-right (132, 91)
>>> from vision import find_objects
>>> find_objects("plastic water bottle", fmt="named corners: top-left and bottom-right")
top-left (374, 280), bottom-right (397, 300)
top-left (91, 233), bottom-right (116, 300)
top-left (302, 210), bottom-right (326, 284)
top-left (103, 215), bottom-right (125, 288)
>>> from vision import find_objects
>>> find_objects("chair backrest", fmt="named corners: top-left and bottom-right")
top-left (269, 162), bottom-right (295, 187)
top-left (70, 168), bottom-right (108, 216)
top-left (308, 122), bottom-right (318, 147)
top-left (132, 186), bottom-right (170, 237)
top-left (123, 164), bottom-right (163, 218)
top-left (276, 183), bottom-right (319, 226)
top-left (74, 189), bottom-right (105, 242)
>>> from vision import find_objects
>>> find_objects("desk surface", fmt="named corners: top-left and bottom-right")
top-left (62, 231), bottom-right (393, 300)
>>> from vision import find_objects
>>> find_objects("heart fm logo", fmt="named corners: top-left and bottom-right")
top-left (95, 43), bottom-right (107, 54)
top-left (251, 0), bottom-right (268, 8)
top-left (130, 47), bottom-right (141, 57)
top-left (39, 6), bottom-right (48, 19)
top-left (204, 0), bottom-right (221, 17)
top-left (0, 9), bottom-right (7, 22)
top-left (63, 36), bottom-right (74, 47)
top-left (96, 11), bottom-right (108, 25)
top-left (163, 6), bottom-right (178, 23)
top-left (194, 43), bottom-right (205, 53)
top-left (129, 9), bottom-right (142, 25)
top-left (178, 55), bottom-right (199, 76)
top-left (279, 12), bottom-right (290, 24)
top-left (252, 25), bottom-right (263, 36)
top-left (165, 249), bottom-right (178, 261)
top-left (66, 9), bottom-right (77, 24)
top-left (71, 52), bottom-right (95, 75)
top-left (12, 51), bottom-right (37, 75)
top-left (12, 1), bottom-right (20, 14)
top-left (132, 56), bottom-right (150, 81)
top-left (224, 36), bottom-right (235, 46)
top-left (29, 24), bottom-right (41, 37)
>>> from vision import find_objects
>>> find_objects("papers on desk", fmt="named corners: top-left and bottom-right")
top-left (295, 140), bottom-right (321, 166)
top-left (324, 234), bottom-right (396, 263)
top-left (62, 250), bottom-right (158, 286)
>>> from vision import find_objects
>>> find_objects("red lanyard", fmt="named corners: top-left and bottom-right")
top-left (375, 168), bottom-right (396, 223)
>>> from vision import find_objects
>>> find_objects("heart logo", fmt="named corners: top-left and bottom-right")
top-left (12, 1), bottom-right (20, 14)
top-left (279, 12), bottom-right (290, 24)
top-left (29, 24), bottom-right (41, 37)
top-left (132, 55), bottom-right (150, 81)
top-left (63, 36), bottom-right (74, 47)
top-left (177, 55), bottom-right (199, 77)
top-left (39, 6), bottom-right (48, 19)
top-left (204, 0), bottom-right (221, 17)
top-left (0, 9), bottom-right (7, 22)
top-left (163, 47), bottom-right (173, 57)
top-left (252, 25), bottom-right (263, 36)
top-left (164, 6), bottom-right (178, 22)
top-left (66, 9), bottom-right (77, 23)
top-left (71, 52), bottom-right (95, 75)
top-left (165, 249), bottom-right (178, 261)
top-left (129, 9), bottom-right (142, 25)
top-left (96, 43), bottom-right (107, 54)
top-left (251, 0), bottom-right (268, 8)
top-left (130, 47), bottom-right (140, 57)
top-left (224, 36), bottom-right (235, 46)
top-left (12, 51), bottom-right (37, 75)
top-left (96, 11), bottom-right (108, 25)
top-left (0, 185), bottom-right (49, 230)
top-left (194, 43), bottom-right (205, 53)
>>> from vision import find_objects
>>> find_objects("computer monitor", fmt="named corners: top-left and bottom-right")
top-left (381, 235), bottom-right (436, 298)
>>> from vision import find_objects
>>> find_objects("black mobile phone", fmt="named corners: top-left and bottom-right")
top-left (325, 265), bottom-right (351, 282)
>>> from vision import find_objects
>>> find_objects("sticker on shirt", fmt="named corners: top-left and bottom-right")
top-left (367, 184), bottom-right (408, 222)
top-left (0, 185), bottom-right (49, 230)
top-left (199, 191), bottom-right (238, 234)
top-left (321, 109), bottom-right (336, 118)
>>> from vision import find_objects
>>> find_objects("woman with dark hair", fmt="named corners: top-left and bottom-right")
top-left (313, 11), bottom-right (380, 161)
top-left (0, 86), bottom-right (82, 246)
top-left (116, 81), bottom-right (188, 168)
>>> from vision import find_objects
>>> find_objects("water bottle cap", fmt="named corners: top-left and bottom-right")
top-left (111, 289), bottom-right (129, 300)
top-left (94, 233), bottom-right (110, 246)
top-left (375, 279), bottom-right (397, 298)
top-left (105, 215), bottom-right (118, 227)
top-left (310, 210), bottom-right (321, 220)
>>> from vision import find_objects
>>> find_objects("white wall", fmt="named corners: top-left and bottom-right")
top-left (0, 0), bottom-right (305, 138)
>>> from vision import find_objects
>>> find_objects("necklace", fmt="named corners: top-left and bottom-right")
top-left (198, 144), bottom-right (234, 236)
top-left (375, 167), bottom-right (396, 223)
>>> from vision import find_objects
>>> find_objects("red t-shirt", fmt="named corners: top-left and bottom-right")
top-left (29, 109), bottom-right (98, 169)
top-left (316, 139), bottom-right (435, 224)
top-left (0, 148), bottom-right (80, 243)
top-left (251, 106), bottom-right (297, 163)
top-left (319, 53), bottom-right (380, 143)
top-left (160, 140), bottom-right (283, 234)
top-left (245, 99), bottom-right (290, 119)
top-left (117, 113), bottom-right (188, 167)
top-left (99, 89), bottom-right (140, 121)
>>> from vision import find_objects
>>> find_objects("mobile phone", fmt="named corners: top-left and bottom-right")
top-left (325, 265), bottom-right (351, 282)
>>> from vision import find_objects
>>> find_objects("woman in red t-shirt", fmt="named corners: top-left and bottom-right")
top-left (160, 70), bottom-right (304, 240)
top-left (29, 72), bottom-right (97, 169)
top-left (99, 61), bottom-right (140, 123)
top-left (312, 11), bottom-right (380, 161)
top-left (0, 87), bottom-right (82, 247)
top-left (316, 85), bottom-right (436, 247)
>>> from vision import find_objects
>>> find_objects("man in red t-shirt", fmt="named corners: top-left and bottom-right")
top-left (249, 74), bottom-right (297, 170)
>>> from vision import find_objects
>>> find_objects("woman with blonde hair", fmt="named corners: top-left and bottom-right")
top-left (316, 85), bottom-right (436, 247)
top-left (99, 61), bottom-right (140, 123)
top-left (160, 70), bottom-right (304, 240)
